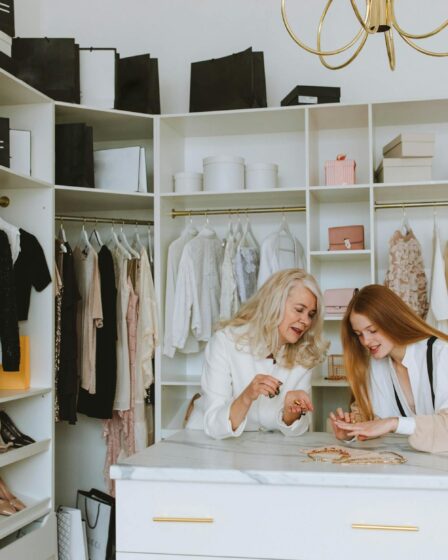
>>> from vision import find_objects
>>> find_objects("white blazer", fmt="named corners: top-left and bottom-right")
top-left (369, 338), bottom-right (448, 434)
top-left (187, 326), bottom-right (312, 439)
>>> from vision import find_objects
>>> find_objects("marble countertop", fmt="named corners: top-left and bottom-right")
top-left (110, 430), bottom-right (448, 490)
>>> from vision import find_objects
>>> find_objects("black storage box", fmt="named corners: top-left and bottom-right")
top-left (55, 123), bottom-right (94, 188)
top-left (0, 117), bottom-right (10, 168)
top-left (281, 85), bottom-right (340, 106)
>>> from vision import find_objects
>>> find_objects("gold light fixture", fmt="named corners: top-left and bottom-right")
top-left (281, 0), bottom-right (448, 70)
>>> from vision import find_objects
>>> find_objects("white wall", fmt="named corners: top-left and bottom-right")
top-left (15, 0), bottom-right (448, 114)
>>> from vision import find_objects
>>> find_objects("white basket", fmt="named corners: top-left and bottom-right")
top-left (203, 155), bottom-right (245, 192)
top-left (174, 172), bottom-right (203, 193)
top-left (245, 162), bottom-right (278, 190)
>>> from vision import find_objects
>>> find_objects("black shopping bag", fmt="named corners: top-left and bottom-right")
top-left (76, 489), bottom-right (115, 560)
top-left (0, 0), bottom-right (14, 37)
top-left (12, 37), bottom-right (80, 103)
top-left (115, 54), bottom-right (160, 114)
top-left (55, 123), bottom-right (95, 188)
top-left (189, 47), bottom-right (267, 112)
top-left (0, 117), bottom-right (9, 168)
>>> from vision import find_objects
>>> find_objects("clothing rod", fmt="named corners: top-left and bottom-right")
top-left (375, 200), bottom-right (448, 210)
top-left (170, 206), bottom-right (306, 218)
top-left (0, 196), bottom-right (10, 208)
top-left (55, 215), bottom-right (153, 226)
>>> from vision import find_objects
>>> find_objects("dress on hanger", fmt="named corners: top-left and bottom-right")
top-left (219, 230), bottom-right (239, 321)
top-left (73, 245), bottom-right (103, 395)
top-left (384, 229), bottom-right (429, 318)
top-left (172, 227), bottom-right (224, 348)
top-left (0, 230), bottom-right (20, 371)
top-left (77, 245), bottom-right (117, 419)
top-left (257, 230), bottom-right (305, 288)
top-left (0, 217), bottom-right (20, 263)
top-left (234, 244), bottom-right (259, 303)
top-left (427, 223), bottom-right (448, 333)
top-left (163, 228), bottom-right (199, 357)
top-left (54, 259), bottom-right (63, 423)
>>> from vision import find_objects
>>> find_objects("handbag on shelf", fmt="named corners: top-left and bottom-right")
top-left (324, 288), bottom-right (358, 316)
top-left (190, 46), bottom-right (267, 112)
top-left (12, 37), bottom-right (80, 103)
top-left (328, 225), bottom-right (364, 251)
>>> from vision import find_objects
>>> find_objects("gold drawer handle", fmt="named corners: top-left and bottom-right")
top-left (153, 517), bottom-right (214, 524)
top-left (352, 523), bottom-right (419, 532)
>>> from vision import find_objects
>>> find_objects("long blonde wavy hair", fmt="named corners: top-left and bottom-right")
top-left (219, 269), bottom-right (328, 369)
top-left (342, 284), bottom-right (448, 421)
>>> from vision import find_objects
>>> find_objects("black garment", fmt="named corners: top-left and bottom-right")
top-left (77, 246), bottom-right (117, 419)
top-left (14, 229), bottom-right (52, 321)
top-left (0, 230), bottom-right (20, 371)
top-left (58, 242), bottom-right (81, 424)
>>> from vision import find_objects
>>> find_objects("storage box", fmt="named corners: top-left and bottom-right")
top-left (325, 154), bottom-right (356, 185)
top-left (203, 155), bottom-right (245, 192)
top-left (94, 146), bottom-right (147, 192)
top-left (328, 225), bottom-right (364, 251)
top-left (376, 157), bottom-right (432, 183)
top-left (174, 172), bottom-right (203, 193)
top-left (245, 162), bottom-right (278, 190)
top-left (383, 133), bottom-right (435, 158)
top-left (10, 129), bottom-right (31, 175)
top-left (281, 85), bottom-right (340, 106)
top-left (324, 289), bottom-right (357, 315)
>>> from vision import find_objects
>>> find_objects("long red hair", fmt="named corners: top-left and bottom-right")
top-left (342, 284), bottom-right (448, 420)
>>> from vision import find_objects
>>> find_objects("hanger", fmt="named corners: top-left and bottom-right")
top-left (133, 223), bottom-right (146, 254)
top-left (238, 212), bottom-right (259, 249)
top-left (77, 219), bottom-right (93, 254)
top-left (89, 219), bottom-right (103, 249)
top-left (119, 222), bottom-right (140, 259)
top-left (184, 212), bottom-right (198, 237)
top-left (277, 212), bottom-right (296, 254)
top-left (109, 222), bottom-right (132, 259)
top-left (57, 220), bottom-right (68, 253)
top-left (233, 213), bottom-right (243, 243)
top-left (199, 211), bottom-right (215, 235)
top-left (147, 225), bottom-right (154, 264)
top-left (400, 205), bottom-right (411, 235)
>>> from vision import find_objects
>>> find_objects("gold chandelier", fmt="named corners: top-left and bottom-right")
top-left (281, 0), bottom-right (448, 70)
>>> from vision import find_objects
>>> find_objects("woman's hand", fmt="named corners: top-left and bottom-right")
top-left (334, 417), bottom-right (399, 440)
top-left (329, 408), bottom-right (358, 440)
top-left (241, 374), bottom-right (282, 404)
top-left (282, 390), bottom-right (313, 426)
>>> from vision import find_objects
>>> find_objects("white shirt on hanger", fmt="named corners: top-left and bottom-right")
top-left (369, 338), bottom-right (448, 435)
top-left (186, 326), bottom-right (311, 439)
top-left (163, 227), bottom-right (200, 357)
top-left (172, 227), bottom-right (224, 348)
top-left (257, 230), bottom-right (305, 288)
top-left (427, 223), bottom-right (448, 333)
top-left (219, 230), bottom-right (239, 320)
top-left (0, 217), bottom-right (21, 263)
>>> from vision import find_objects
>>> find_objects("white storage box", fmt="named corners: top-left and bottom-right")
top-left (376, 157), bottom-right (432, 183)
top-left (10, 129), bottom-right (31, 176)
top-left (79, 48), bottom-right (116, 109)
top-left (245, 163), bottom-right (278, 190)
top-left (383, 133), bottom-right (435, 158)
top-left (203, 155), bottom-right (245, 192)
top-left (94, 146), bottom-right (147, 192)
top-left (174, 172), bottom-right (203, 193)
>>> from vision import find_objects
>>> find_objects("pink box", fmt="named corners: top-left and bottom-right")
top-left (324, 154), bottom-right (356, 186)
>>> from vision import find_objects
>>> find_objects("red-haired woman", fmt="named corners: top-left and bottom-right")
top-left (330, 284), bottom-right (448, 453)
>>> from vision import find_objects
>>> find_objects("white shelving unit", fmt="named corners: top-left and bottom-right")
top-left (2, 64), bottom-right (448, 553)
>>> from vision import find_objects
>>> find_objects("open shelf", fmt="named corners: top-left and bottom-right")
top-left (0, 68), bottom-right (50, 106)
top-left (55, 185), bottom-right (154, 212)
top-left (0, 166), bottom-right (52, 190)
top-left (310, 250), bottom-right (371, 262)
top-left (312, 379), bottom-right (350, 388)
top-left (162, 376), bottom-right (201, 387)
top-left (309, 184), bottom-right (371, 203)
top-left (0, 440), bottom-right (51, 469)
top-left (0, 498), bottom-right (50, 541)
top-left (0, 388), bottom-right (51, 405)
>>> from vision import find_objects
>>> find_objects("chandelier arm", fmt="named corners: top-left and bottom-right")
top-left (398, 33), bottom-right (448, 57)
top-left (390, 0), bottom-right (448, 39)
top-left (350, 0), bottom-right (378, 34)
top-left (318, 30), bottom-right (369, 70)
top-left (281, 0), bottom-right (370, 56)
top-left (384, 27), bottom-right (396, 70)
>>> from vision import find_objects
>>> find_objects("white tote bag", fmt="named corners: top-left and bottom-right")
top-left (57, 506), bottom-right (88, 560)
top-left (77, 490), bottom-right (114, 560)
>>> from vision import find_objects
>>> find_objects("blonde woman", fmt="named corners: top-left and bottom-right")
top-left (186, 269), bottom-right (328, 439)
top-left (331, 284), bottom-right (448, 453)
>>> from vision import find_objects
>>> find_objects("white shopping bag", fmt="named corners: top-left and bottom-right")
top-left (94, 146), bottom-right (147, 192)
top-left (77, 490), bottom-right (114, 560)
top-left (57, 506), bottom-right (88, 560)
top-left (79, 48), bottom-right (116, 109)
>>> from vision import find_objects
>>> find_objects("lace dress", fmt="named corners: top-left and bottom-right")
top-left (234, 245), bottom-right (259, 303)
top-left (384, 229), bottom-right (429, 318)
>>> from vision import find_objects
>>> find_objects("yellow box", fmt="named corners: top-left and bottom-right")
top-left (0, 336), bottom-right (30, 390)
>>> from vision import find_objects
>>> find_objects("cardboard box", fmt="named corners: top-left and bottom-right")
top-left (383, 133), bottom-right (435, 158)
top-left (376, 157), bottom-right (432, 183)
top-left (281, 85), bottom-right (340, 106)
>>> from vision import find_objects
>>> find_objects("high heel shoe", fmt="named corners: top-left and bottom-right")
top-left (0, 498), bottom-right (16, 516)
top-left (0, 478), bottom-right (26, 511)
top-left (0, 412), bottom-right (35, 447)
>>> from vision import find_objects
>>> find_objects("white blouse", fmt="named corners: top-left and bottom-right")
top-left (187, 326), bottom-right (311, 439)
top-left (257, 230), bottom-right (305, 289)
top-left (369, 338), bottom-right (448, 435)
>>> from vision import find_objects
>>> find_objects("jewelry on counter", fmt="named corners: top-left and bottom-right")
top-left (303, 446), bottom-right (407, 465)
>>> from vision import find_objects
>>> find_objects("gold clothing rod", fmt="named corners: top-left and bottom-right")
top-left (55, 215), bottom-right (153, 226)
top-left (171, 206), bottom-right (306, 219)
top-left (375, 200), bottom-right (448, 210)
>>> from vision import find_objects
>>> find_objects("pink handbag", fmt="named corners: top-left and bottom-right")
top-left (328, 225), bottom-right (364, 251)
top-left (324, 288), bottom-right (358, 315)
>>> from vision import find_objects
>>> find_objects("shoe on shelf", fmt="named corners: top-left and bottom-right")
top-left (0, 477), bottom-right (26, 512)
top-left (0, 411), bottom-right (35, 447)
top-left (0, 498), bottom-right (16, 516)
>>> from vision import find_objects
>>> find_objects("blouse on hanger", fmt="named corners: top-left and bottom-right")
top-left (427, 224), bottom-right (448, 333)
top-left (384, 229), bottom-right (429, 318)
top-left (0, 217), bottom-right (20, 263)
top-left (257, 230), bottom-right (305, 288)
top-left (172, 228), bottom-right (224, 348)
top-left (219, 231), bottom-right (239, 321)
top-left (234, 244), bottom-right (259, 303)
top-left (73, 245), bottom-right (103, 395)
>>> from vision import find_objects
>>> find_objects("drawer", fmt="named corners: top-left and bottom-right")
top-left (116, 481), bottom-right (448, 560)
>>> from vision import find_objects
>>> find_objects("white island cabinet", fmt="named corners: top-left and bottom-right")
top-left (111, 431), bottom-right (448, 560)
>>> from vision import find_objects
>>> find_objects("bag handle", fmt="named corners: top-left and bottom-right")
top-left (77, 494), bottom-right (101, 529)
